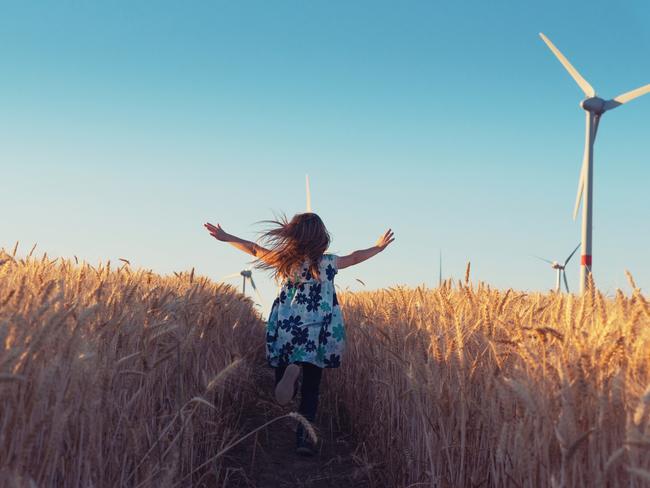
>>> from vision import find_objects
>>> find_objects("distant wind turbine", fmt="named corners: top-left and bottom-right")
top-left (306, 174), bottom-right (312, 212)
top-left (535, 244), bottom-right (580, 293)
top-left (222, 269), bottom-right (265, 307)
top-left (539, 33), bottom-right (650, 294)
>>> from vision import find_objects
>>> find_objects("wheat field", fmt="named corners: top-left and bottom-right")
top-left (0, 248), bottom-right (264, 487)
top-left (329, 273), bottom-right (650, 487)
top-left (1, 248), bottom-right (649, 487)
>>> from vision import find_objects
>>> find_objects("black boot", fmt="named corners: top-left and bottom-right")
top-left (295, 424), bottom-right (316, 457)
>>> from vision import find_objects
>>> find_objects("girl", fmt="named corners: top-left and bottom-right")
top-left (204, 213), bottom-right (394, 456)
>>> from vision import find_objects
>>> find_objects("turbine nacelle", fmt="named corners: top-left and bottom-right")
top-left (580, 97), bottom-right (606, 114)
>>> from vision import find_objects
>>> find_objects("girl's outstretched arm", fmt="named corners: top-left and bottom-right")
top-left (337, 229), bottom-right (395, 270)
top-left (204, 222), bottom-right (272, 261)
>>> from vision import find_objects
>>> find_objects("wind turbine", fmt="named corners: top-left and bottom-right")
top-left (222, 269), bottom-right (265, 306)
top-left (535, 244), bottom-right (580, 293)
top-left (305, 174), bottom-right (312, 212)
top-left (539, 33), bottom-right (650, 294)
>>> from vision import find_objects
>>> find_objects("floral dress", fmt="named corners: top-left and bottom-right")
top-left (266, 254), bottom-right (345, 368)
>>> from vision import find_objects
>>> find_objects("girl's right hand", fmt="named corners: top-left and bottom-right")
top-left (204, 222), bottom-right (230, 242)
top-left (376, 229), bottom-right (395, 250)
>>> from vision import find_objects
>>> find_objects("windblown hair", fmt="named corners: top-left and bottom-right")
top-left (255, 213), bottom-right (331, 281)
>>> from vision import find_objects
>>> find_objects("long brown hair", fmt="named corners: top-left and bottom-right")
top-left (255, 213), bottom-right (331, 281)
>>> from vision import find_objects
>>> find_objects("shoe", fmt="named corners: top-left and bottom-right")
top-left (275, 364), bottom-right (301, 405)
top-left (296, 438), bottom-right (315, 457)
top-left (295, 426), bottom-right (316, 457)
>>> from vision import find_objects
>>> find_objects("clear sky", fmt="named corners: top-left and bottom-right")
top-left (1, 0), bottom-right (648, 309)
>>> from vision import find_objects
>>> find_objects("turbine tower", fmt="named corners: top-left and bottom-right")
top-left (539, 33), bottom-right (650, 294)
top-left (535, 244), bottom-right (580, 293)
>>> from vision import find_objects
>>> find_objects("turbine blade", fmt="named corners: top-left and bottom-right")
top-left (539, 33), bottom-right (595, 97)
top-left (248, 275), bottom-right (257, 290)
top-left (305, 174), bottom-right (312, 212)
top-left (563, 271), bottom-right (570, 293)
top-left (604, 83), bottom-right (650, 111)
top-left (573, 163), bottom-right (585, 221)
top-left (573, 112), bottom-right (593, 220)
top-left (564, 243), bottom-right (581, 266)
top-left (534, 255), bottom-right (554, 265)
top-left (220, 272), bottom-right (241, 281)
top-left (250, 279), bottom-right (265, 307)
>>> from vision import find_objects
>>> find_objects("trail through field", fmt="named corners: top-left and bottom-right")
top-left (223, 363), bottom-right (371, 488)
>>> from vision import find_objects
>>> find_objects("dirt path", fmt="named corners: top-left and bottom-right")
top-left (221, 364), bottom-right (372, 488)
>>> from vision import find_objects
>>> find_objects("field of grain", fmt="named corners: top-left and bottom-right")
top-left (2, 248), bottom-right (649, 488)
top-left (329, 274), bottom-right (650, 487)
top-left (0, 248), bottom-right (264, 487)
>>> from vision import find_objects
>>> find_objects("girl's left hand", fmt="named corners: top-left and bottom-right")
top-left (204, 222), bottom-right (230, 242)
top-left (375, 229), bottom-right (395, 250)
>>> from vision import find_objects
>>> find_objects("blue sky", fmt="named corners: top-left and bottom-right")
top-left (1, 0), bottom-right (648, 307)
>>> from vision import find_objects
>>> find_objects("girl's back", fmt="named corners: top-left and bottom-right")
top-left (266, 254), bottom-right (345, 368)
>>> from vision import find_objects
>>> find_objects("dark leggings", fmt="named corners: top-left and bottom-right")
top-left (274, 362), bottom-right (323, 423)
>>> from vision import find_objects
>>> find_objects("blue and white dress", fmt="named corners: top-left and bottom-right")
top-left (266, 254), bottom-right (345, 368)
